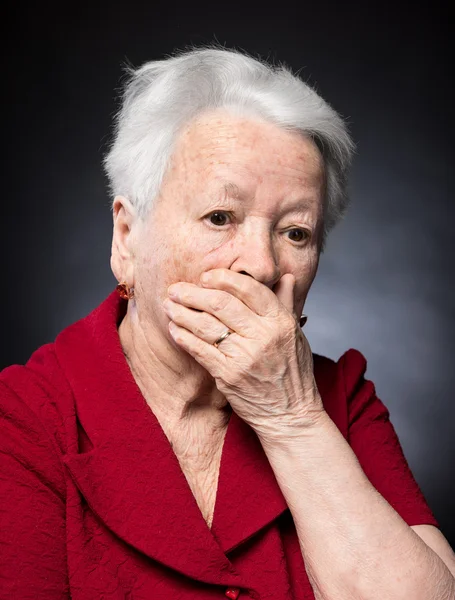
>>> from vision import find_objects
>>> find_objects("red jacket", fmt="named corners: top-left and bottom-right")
top-left (0, 291), bottom-right (439, 599)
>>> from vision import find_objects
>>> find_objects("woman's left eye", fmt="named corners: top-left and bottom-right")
top-left (287, 229), bottom-right (310, 243)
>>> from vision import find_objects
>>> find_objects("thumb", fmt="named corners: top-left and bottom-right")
top-left (273, 273), bottom-right (296, 317)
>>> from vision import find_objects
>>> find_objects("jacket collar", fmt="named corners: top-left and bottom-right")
top-left (56, 290), bottom-right (344, 586)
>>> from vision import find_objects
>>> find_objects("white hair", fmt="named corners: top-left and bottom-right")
top-left (103, 45), bottom-right (355, 249)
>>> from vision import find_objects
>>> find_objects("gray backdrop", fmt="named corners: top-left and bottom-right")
top-left (3, 2), bottom-right (454, 545)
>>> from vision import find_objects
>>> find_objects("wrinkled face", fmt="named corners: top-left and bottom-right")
top-left (117, 110), bottom-right (325, 336)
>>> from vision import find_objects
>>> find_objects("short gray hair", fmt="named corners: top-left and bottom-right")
top-left (103, 45), bottom-right (355, 249)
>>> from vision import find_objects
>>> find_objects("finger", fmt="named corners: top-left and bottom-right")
top-left (163, 299), bottom-right (231, 344)
top-left (200, 269), bottom-right (280, 317)
top-left (168, 284), bottom-right (261, 338)
top-left (168, 321), bottom-right (227, 375)
top-left (272, 273), bottom-right (296, 318)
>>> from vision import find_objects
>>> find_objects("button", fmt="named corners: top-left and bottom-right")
top-left (225, 588), bottom-right (240, 599)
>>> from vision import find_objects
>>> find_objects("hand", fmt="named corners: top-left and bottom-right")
top-left (162, 269), bottom-right (326, 440)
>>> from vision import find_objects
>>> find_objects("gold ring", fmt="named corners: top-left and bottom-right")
top-left (213, 329), bottom-right (233, 348)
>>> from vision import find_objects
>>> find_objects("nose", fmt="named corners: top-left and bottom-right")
top-left (231, 236), bottom-right (281, 290)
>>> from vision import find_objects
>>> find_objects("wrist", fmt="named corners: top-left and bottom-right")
top-left (255, 403), bottom-right (331, 450)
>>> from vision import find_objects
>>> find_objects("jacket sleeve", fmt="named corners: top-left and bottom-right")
top-left (0, 378), bottom-right (69, 599)
top-left (341, 348), bottom-right (440, 528)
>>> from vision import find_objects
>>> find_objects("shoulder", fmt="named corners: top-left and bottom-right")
top-left (313, 347), bottom-right (372, 399)
top-left (313, 348), bottom-right (376, 436)
top-left (313, 347), bottom-right (368, 388)
top-left (0, 343), bottom-right (75, 498)
top-left (1, 341), bottom-right (75, 430)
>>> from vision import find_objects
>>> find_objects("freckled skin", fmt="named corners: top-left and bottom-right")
top-left (110, 109), bottom-right (325, 460)
top-left (150, 110), bottom-right (324, 302)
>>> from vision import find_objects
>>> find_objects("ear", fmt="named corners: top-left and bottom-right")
top-left (110, 196), bottom-right (138, 286)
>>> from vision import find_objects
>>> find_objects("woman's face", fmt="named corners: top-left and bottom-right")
top-left (114, 110), bottom-right (325, 336)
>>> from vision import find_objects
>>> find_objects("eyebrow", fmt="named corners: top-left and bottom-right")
top-left (220, 181), bottom-right (243, 200)
top-left (218, 181), bottom-right (314, 213)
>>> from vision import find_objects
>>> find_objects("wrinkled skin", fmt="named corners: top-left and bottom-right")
top-left (111, 109), bottom-right (325, 452)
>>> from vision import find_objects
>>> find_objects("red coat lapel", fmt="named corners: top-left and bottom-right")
top-left (56, 290), bottom-right (346, 586)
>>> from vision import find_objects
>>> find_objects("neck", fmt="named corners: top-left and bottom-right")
top-left (118, 301), bottom-right (232, 456)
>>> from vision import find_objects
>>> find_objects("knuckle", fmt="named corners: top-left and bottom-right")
top-left (197, 315), bottom-right (213, 337)
top-left (194, 322), bottom-right (205, 337)
top-left (286, 314), bottom-right (298, 330)
top-left (208, 292), bottom-right (231, 312)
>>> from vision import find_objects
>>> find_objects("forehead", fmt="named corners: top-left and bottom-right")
top-left (173, 110), bottom-right (324, 193)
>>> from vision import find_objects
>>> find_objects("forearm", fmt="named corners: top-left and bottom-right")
top-left (259, 411), bottom-right (455, 600)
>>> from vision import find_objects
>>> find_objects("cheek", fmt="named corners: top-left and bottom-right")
top-left (170, 247), bottom-right (198, 280)
top-left (293, 251), bottom-right (320, 301)
top-left (156, 242), bottom-right (202, 293)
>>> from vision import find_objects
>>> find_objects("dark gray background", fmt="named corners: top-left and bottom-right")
top-left (3, 2), bottom-right (454, 545)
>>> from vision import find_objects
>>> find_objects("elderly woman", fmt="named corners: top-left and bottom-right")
top-left (1, 47), bottom-right (454, 600)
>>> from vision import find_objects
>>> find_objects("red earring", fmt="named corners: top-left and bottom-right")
top-left (116, 282), bottom-right (135, 300)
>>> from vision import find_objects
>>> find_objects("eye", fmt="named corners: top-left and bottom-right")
top-left (286, 228), bottom-right (310, 244)
top-left (205, 211), bottom-right (232, 226)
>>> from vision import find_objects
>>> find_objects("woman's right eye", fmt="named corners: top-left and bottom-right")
top-left (205, 211), bottom-right (232, 226)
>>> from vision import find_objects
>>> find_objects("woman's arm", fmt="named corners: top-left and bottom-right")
top-left (260, 410), bottom-right (455, 600)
